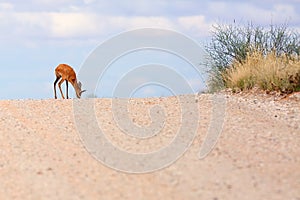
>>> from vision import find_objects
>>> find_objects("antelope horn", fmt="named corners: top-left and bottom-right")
top-left (80, 90), bottom-right (86, 95)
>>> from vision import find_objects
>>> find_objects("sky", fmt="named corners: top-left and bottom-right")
top-left (0, 0), bottom-right (299, 99)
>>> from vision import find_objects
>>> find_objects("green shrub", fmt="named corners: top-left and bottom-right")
top-left (205, 22), bottom-right (300, 92)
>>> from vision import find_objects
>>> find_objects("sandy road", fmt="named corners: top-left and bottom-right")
top-left (0, 94), bottom-right (299, 199)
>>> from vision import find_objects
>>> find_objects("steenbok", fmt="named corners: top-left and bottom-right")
top-left (54, 64), bottom-right (86, 99)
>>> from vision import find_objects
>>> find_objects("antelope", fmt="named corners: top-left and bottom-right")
top-left (54, 64), bottom-right (86, 99)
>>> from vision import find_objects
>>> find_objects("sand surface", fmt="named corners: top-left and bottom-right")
top-left (0, 93), bottom-right (299, 199)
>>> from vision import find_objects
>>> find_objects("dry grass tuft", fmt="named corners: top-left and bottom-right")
top-left (223, 51), bottom-right (300, 94)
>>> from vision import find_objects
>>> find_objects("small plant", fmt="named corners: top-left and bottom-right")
top-left (205, 22), bottom-right (300, 92)
top-left (223, 51), bottom-right (300, 94)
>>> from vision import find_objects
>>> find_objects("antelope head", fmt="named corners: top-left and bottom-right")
top-left (76, 81), bottom-right (86, 98)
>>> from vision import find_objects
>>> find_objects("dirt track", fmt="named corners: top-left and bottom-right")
top-left (0, 93), bottom-right (299, 200)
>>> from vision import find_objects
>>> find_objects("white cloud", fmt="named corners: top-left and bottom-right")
top-left (13, 12), bottom-right (50, 36)
top-left (0, 2), bottom-right (14, 11)
top-left (50, 13), bottom-right (100, 38)
top-left (31, 0), bottom-right (75, 6)
top-left (178, 15), bottom-right (212, 36)
top-left (272, 4), bottom-right (298, 22)
top-left (83, 0), bottom-right (96, 4)
top-left (50, 14), bottom-right (174, 38)
top-left (0, 1), bottom-right (298, 46)
top-left (1, 10), bottom-right (207, 41)
top-left (207, 1), bottom-right (299, 25)
top-left (125, 16), bottom-right (174, 29)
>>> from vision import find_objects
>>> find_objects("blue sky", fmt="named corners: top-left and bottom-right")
top-left (0, 0), bottom-right (299, 99)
